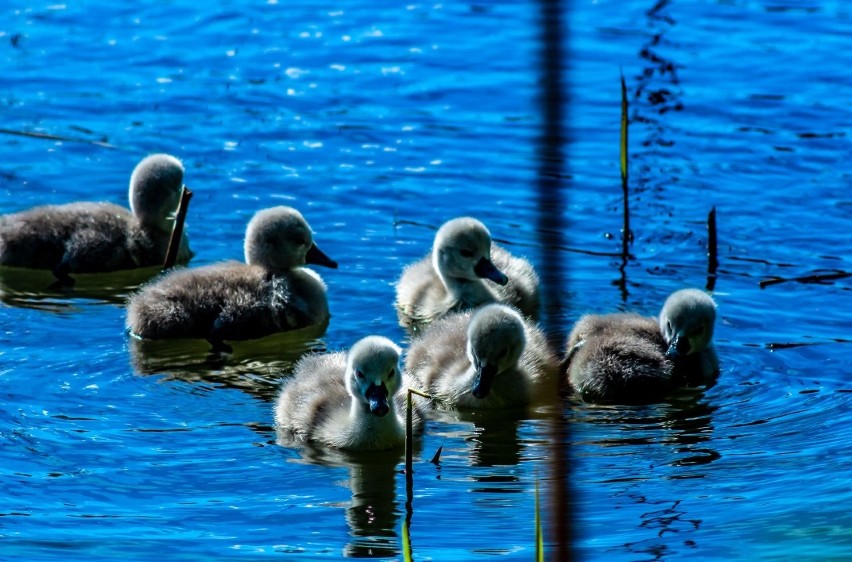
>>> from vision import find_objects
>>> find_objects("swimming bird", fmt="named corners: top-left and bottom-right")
top-left (395, 217), bottom-right (540, 332)
top-left (565, 288), bottom-right (719, 404)
top-left (274, 336), bottom-right (422, 451)
top-left (405, 304), bottom-right (560, 409)
top-left (126, 206), bottom-right (337, 352)
top-left (0, 154), bottom-right (192, 287)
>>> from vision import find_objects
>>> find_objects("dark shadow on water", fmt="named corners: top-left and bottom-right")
top-left (128, 324), bottom-right (329, 402)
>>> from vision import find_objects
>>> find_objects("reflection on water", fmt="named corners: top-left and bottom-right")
top-left (455, 408), bottom-right (525, 470)
top-left (572, 391), bottom-right (718, 467)
top-left (269, 402), bottom-right (560, 558)
top-left (344, 452), bottom-right (401, 558)
top-left (129, 325), bottom-right (329, 401)
top-left (277, 441), bottom-right (411, 559)
top-left (429, 405), bottom-right (560, 476)
top-left (0, 265), bottom-right (163, 310)
top-left (571, 393), bottom-right (718, 559)
top-left (662, 394), bottom-right (720, 468)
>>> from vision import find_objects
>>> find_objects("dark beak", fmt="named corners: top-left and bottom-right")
top-left (473, 257), bottom-right (508, 286)
top-left (365, 383), bottom-right (389, 417)
top-left (665, 336), bottom-right (691, 359)
top-left (471, 362), bottom-right (499, 399)
top-left (305, 243), bottom-right (338, 269)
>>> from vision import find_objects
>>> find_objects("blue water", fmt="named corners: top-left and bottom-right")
top-left (2, 0), bottom-right (851, 560)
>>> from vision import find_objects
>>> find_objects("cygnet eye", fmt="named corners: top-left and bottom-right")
top-left (666, 320), bottom-right (672, 333)
top-left (689, 325), bottom-right (704, 337)
top-left (387, 368), bottom-right (396, 378)
top-left (355, 370), bottom-right (365, 379)
top-left (459, 248), bottom-right (475, 258)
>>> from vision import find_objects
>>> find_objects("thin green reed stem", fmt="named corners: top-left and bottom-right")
top-left (403, 388), bottom-right (430, 562)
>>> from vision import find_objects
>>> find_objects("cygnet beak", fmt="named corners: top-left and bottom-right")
top-left (665, 335), bottom-right (691, 359)
top-left (365, 382), bottom-right (390, 417)
top-left (473, 257), bottom-right (508, 286)
top-left (305, 243), bottom-right (338, 269)
top-left (471, 362), bottom-right (498, 399)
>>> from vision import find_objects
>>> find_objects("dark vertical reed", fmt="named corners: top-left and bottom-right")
top-left (536, 0), bottom-right (568, 343)
top-left (536, 0), bottom-right (573, 560)
top-left (706, 207), bottom-right (718, 291)
top-left (405, 389), bottom-right (415, 476)
top-left (620, 72), bottom-right (631, 259)
top-left (163, 186), bottom-right (193, 270)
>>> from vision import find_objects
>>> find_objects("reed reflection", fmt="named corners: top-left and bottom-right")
top-left (623, 496), bottom-right (703, 561)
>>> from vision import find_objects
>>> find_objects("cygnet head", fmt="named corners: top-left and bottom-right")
top-left (128, 154), bottom-right (185, 231)
top-left (243, 206), bottom-right (338, 272)
top-left (466, 304), bottom-right (527, 399)
top-left (344, 336), bottom-right (403, 417)
top-left (659, 289), bottom-right (716, 359)
top-left (432, 217), bottom-right (509, 286)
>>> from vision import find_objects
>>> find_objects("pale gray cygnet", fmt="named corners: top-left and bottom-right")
top-left (405, 304), bottom-right (559, 409)
top-left (274, 336), bottom-right (423, 451)
top-left (395, 217), bottom-right (540, 333)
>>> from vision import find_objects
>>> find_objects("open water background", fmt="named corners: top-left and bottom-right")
top-left (1, 1), bottom-right (850, 560)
